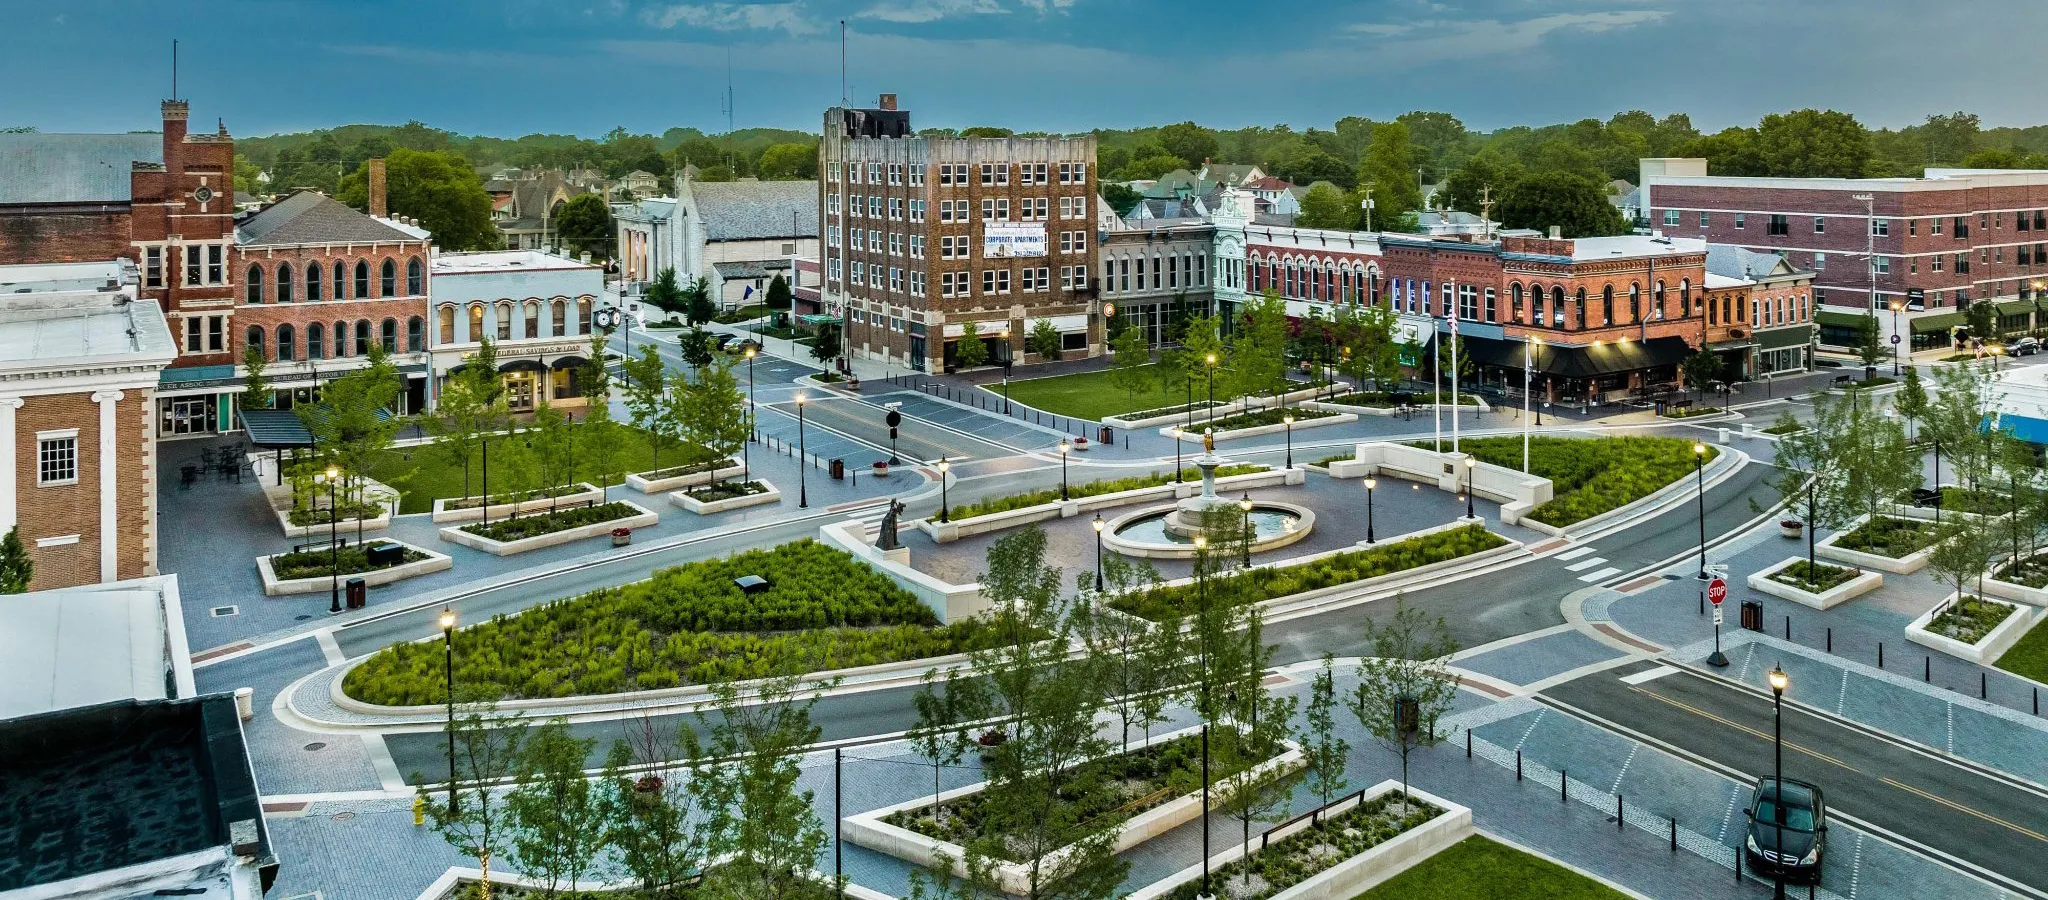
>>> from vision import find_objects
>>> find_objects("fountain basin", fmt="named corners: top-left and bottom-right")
top-left (1101, 501), bottom-right (1316, 560)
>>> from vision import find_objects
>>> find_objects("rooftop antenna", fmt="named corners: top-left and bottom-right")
top-left (720, 46), bottom-right (735, 170)
top-left (840, 21), bottom-right (848, 107)
top-left (171, 39), bottom-right (178, 100)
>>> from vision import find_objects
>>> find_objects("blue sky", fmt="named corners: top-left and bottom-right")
top-left (5, 0), bottom-right (2041, 139)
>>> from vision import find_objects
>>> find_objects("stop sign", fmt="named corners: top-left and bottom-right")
top-left (1707, 578), bottom-right (1727, 606)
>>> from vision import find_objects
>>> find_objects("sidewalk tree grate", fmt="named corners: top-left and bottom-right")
top-left (210, 605), bottom-right (239, 617)
top-left (303, 742), bottom-right (326, 751)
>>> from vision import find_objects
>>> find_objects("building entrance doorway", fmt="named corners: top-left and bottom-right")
top-left (503, 372), bottom-right (537, 411)
top-left (162, 395), bottom-right (217, 437)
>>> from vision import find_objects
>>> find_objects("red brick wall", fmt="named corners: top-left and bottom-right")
top-left (13, 390), bottom-right (153, 589)
top-left (0, 207), bottom-right (131, 265)
top-left (234, 245), bottom-right (432, 363)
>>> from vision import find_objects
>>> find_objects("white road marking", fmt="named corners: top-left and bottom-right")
top-left (1565, 556), bottom-right (1608, 572)
top-left (1554, 546), bottom-right (1597, 561)
top-left (1578, 566), bottom-right (1623, 583)
top-left (1620, 665), bottom-right (1679, 685)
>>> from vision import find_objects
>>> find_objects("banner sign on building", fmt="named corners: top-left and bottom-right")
top-left (983, 223), bottom-right (1048, 258)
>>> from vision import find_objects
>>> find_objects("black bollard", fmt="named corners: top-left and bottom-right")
top-left (1670, 817), bottom-right (1678, 852)
top-left (1925, 656), bottom-right (1931, 682)
top-left (1516, 750), bottom-right (1523, 781)
top-left (1879, 642), bottom-right (1885, 668)
top-left (1617, 794), bottom-right (1624, 829)
top-left (1561, 769), bottom-right (1568, 803)
top-left (1827, 627), bottom-right (1832, 653)
top-left (1466, 730), bottom-right (1472, 758)
top-left (1784, 615), bottom-right (1791, 640)
top-left (1982, 671), bottom-right (1988, 699)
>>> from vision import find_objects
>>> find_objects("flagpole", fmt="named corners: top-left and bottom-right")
top-left (1450, 280), bottom-right (1460, 454)
top-left (1432, 317), bottom-right (1442, 453)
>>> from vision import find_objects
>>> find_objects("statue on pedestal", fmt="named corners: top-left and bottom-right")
top-left (1202, 428), bottom-right (1216, 455)
top-left (877, 500), bottom-right (905, 551)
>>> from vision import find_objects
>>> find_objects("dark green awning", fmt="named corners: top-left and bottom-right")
top-left (1910, 312), bottom-right (1966, 333)
top-left (239, 406), bottom-right (393, 448)
top-left (1756, 325), bottom-right (1814, 350)
top-left (1815, 310), bottom-right (1870, 329)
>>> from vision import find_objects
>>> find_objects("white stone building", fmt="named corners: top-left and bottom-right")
top-left (428, 249), bottom-right (605, 414)
top-left (614, 177), bottom-right (819, 308)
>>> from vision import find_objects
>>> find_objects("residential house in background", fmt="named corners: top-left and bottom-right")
top-left (619, 170), bottom-right (661, 197)
top-left (492, 170), bottom-right (576, 250)
top-left (1706, 244), bottom-right (1817, 377)
top-left (615, 176), bottom-right (819, 308)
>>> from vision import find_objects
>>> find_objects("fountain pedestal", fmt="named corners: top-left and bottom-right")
top-left (1165, 454), bottom-right (1235, 538)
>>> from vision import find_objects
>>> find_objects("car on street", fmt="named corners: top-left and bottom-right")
top-left (1745, 777), bottom-right (1827, 884)
top-left (725, 338), bottom-right (762, 355)
top-left (2014, 337), bottom-right (2040, 356)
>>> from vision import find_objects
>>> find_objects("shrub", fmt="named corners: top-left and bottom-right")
top-left (1322, 391), bottom-right (1478, 408)
top-left (1833, 515), bottom-right (1936, 558)
top-left (343, 540), bottom-right (992, 705)
top-left (1111, 525), bottom-right (1506, 621)
top-left (1161, 789), bottom-right (1442, 899)
top-left (270, 543), bottom-right (427, 580)
top-left (684, 480), bottom-right (769, 502)
top-left (1768, 561), bottom-right (1857, 593)
top-left (459, 502), bottom-right (641, 542)
top-left (948, 465), bottom-right (1267, 521)
top-left (287, 501), bottom-right (385, 527)
top-left (444, 482), bottom-right (592, 511)
top-left (1440, 436), bottom-right (1714, 527)
top-left (1996, 553), bottom-right (2048, 588)
top-left (1200, 407), bottom-right (1339, 432)
top-left (1928, 596), bottom-right (2016, 644)
top-left (636, 458), bottom-right (741, 481)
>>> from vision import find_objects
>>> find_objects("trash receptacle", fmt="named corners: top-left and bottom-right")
top-left (1099, 424), bottom-right (1114, 444)
top-left (345, 577), bottom-right (367, 610)
top-left (830, 458), bottom-right (846, 480)
top-left (1740, 600), bottom-right (1763, 632)
top-left (366, 541), bottom-right (403, 568)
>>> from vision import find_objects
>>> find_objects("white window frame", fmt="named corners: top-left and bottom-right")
top-left (36, 429), bottom-right (79, 487)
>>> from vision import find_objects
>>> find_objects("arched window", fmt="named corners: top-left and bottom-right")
top-left (577, 298), bottom-right (591, 335)
top-left (407, 257), bottom-right (424, 295)
top-left (1511, 284), bottom-right (1525, 322)
top-left (381, 317), bottom-right (398, 352)
top-left (1628, 284), bottom-right (1640, 322)
top-left (380, 259), bottom-right (397, 297)
top-left (470, 304), bottom-right (486, 343)
top-left (1530, 284), bottom-right (1545, 325)
top-left (246, 265), bottom-right (264, 303)
top-left (245, 326), bottom-right (264, 358)
top-left (407, 316), bottom-right (425, 352)
top-left (356, 320), bottom-right (372, 354)
top-left (1552, 287), bottom-right (1565, 326)
top-left (306, 322), bottom-right (325, 360)
top-left (277, 324), bottom-right (296, 361)
top-left (439, 306), bottom-right (457, 345)
top-left (353, 260), bottom-right (370, 299)
top-left (1576, 288), bottom-right (1588, 329)
top-left (334, 261), bottom-right (347, 300)
top-left (1601, 286), bottom-right (1614, 325)
top-left (523, 301), bottom-right (540, 338)
top-left (496, 302), bottom-right (513, 341)
top-left (306, 262), bottom-right (322, 301)
top-left (1680, 279), bottom-right (1692, 315)
top-left (276, 263), bottom-right (294, 303)
top-left (551, 300), bottom-right (566, 336)
top-left (1654, 280), bottom-right (1667, 319)
top-left (1484, 287), bottom-right (1496, 323)
top-left (333, 320), bottom-right (349, 358)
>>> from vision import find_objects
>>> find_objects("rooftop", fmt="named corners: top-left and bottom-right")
top-left (237, 191), bottom-right (427, 246)
top-left (433, 248), bottom-right (601, 275)
top-left (0, 575), bottom-right (191, 720)
top-left (1568, 234), bottom-right (1707, 261)
top-left (0, 260), bottom-right (178, 372)
top-left (686, 179), bottom-right (819, 241)
top-left (0, 132), bottom-right (161, 205)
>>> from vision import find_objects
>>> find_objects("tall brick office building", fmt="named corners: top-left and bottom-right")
top-left (819, 95), bottom-right (1101, 372)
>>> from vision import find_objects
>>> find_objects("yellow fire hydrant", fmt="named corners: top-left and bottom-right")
top-left (413, 794), bottom-right (427, 827)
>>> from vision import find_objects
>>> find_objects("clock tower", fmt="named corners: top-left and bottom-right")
top-left (129, 99), bottom-right (239, 373)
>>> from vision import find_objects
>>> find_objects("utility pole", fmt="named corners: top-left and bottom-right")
top-left (1360, 183), bottom-right (1375, 233)
top-left (1855, 193), bottom-right (1880, 350)
top-left (1478, 185), bottom-right (1495, 241)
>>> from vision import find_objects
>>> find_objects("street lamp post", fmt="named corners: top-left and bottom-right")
top-left (1000, 328), bottom-right (1013, 415)
top-left (796, 393), bottom-right (809, 509)
top-left (1058, 440), bottom-right (1071, 500)
top-left (1092, 514), bottom-right (1106, 592)
top-left (1694, 443), bottom-right (1708, 579)
top-left (318, 465), bottom-right (341, 614)
top-left (1933, 438), bottom-right (1943, 524)
top-left (1890, 300), bottom-right (1904, 376)
top-left (937, 457), bottom-right (950, 523)
top-left (744, 347), bottom-right (757, 476)
top-left (1364, 477), bottom-right (1377, 543)
top-left (1463, 456), bottom-right (1476, 520)
top-left (1240, 493), bottom-right (1254, 567)
top-left (1768, 665), bottom-right (1790, 900)
top-left (1282, 414), bottom-right (1294, 468)
top-left (440, 607), bottom-right (459, 816)
top-left (1192, 532), bottom-right (1212, 898)
top-left (1523, 338), bottom-right (1537, 473)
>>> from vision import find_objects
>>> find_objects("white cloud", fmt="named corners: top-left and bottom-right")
top-left (643, 2), bottom-right (819, 35)
top-left (858, 0), bottom-right (1005, 24)
top-left (1335, 9), bottom-right (1667, 64)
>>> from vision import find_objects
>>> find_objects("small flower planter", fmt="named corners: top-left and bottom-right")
top-left (1072, 436), bottom-right (1090, 451)
top-left (1780, 520), bottom-right (1805, 539)
top-left (611, 527), bottom-right (632, 547)
top-left (872, 461), bottom-right (891, 478)
top-left (847, 377), bottom-right (861, 391)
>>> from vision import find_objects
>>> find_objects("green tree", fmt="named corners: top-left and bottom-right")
top-left (606, 739), bottom-right (711, 900)
top-left (1437, 149), bottom-right (1526, 215)
top-left (679, 327), bottom-right (715, 369)
top-left (239, 346), bottom-right (273, 411)
top-left (1396, 110), bottom-right (1471, 181)
top-left (581, 333), bottom-right (623, 502)
top-left (337, 149), bottom-right (498, 251)
top-left (423, 703), bottom-right (526, 896)
top-left (1074, 555), bottom-right (1173, 746)
top-left (1966, 301), bottom-right (1999, 345)
top-left (428, 339), bottom-right (505, 499)
top-left (1120, 153), bottom-right (1189, 181)
top-left (645, 268), bottom-right (686, 317)
top-left (1027, 318), bottom-right (1064, 362)
top-left (1295, 182), bottom-right (1359, 230)
top-left (233, 152), bottom-right (264, 196)
top-left (1226, 291), bottom-right (1290, 412)
top-left (526, 402), bottom-right (579, 511)
top-left (1680, 349), bottom-right (1723, 404)
top-left (1157, 122), bottom-right (1220, 170)
top-left (680, 355), bottom-right (750, 480)
top-left (908, 669), bottom-right (986, 831)
top-left (507, 721), bottom-right (618, 898)
top-left (302, 342), bottom-right (404, 507)
top-left (553, 193), bottom-right (614, 261)
top-left (1215, 681), bottom-right (1297, 896)
top-left (763, 273), bottom-right (792, 311)
top-left (810, 323), bottom-right (842, 365)
top-left (1898, 364), bottom-right (1929, 440)
top-left (1108, 324), bottom-right (1151, 405)
top-left (689, 675), bottom-right (833, 900)
top-left (755, 142), bottom-right (819, 180)
top-left (1496, 171), bottom-right (1627, 237)
top-left (1299, 654), bottom-right (1350, 813)
top-left (1927, 519), bottom-right (1996, 602)
top-left (1774, 385), bottom-right (1922, 570)
top-left (619, 345), bottom-right (673, 469)
top-left (953, 321), bottom-right (989, 370)
top-left (1926, 362), bottom-right (2003, 489)
top-left (1098, 182), bottom-right (1142, 218)
top-left (1758, 109), bottom-right (1873, 178)
top-left (1678, 127), bottom-right (1769, 177)
top-left (1347, 598), bottom-right (1460, 808)
top-left (1357, 121), bottom-right (1424, 227)
top-left (1273, 145), bottom-right (1354, 189)
top-left (682, 276), bottom-right (717, 325)
top-left (1851, 314), bottom-right (1887, 370)
top-left (0, 527), bottom-right (31, 593)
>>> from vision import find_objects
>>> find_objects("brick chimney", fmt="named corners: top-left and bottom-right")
top-left (160, 100), bottom-right (190, 172)
top-left (878, 93), bottom-right (897, 111)
top-left (368, 158), bottom-right (388, 218)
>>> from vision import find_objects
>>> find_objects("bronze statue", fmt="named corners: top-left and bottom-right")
top-left (877, 499), bottom-right (905, 551)
top-left (1202, 428), bottom-right (1216, 454)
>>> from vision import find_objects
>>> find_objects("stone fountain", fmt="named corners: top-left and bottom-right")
top-left (1163, 433), bottom-right (1236, 538)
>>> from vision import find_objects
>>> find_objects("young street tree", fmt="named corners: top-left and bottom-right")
top-left (1897, 364), bottom-right (1929, 440)
top-left (1927, 518), bottom-right (1996, 603)
top-left (620, 345), bottom-right (674, 470)
top-left (810, 323), bottom-right (843, 366)
top-left (679, 355), bottom-right (751, 480)
top-left (579, 332), bottom-right (623, 501)
top-left (682, 275), bottom-right (717, 326)
top-left (239, 346), bottom-right (272, 410)
top-left (689, 675), bottom-right (835, 899)
top-left (908, 668), bottom-right (987, 832)
top-left (423, 703), bottom-right (526, 896)
top-left (1680, 348), bottom-right (1723, 405)
top-left (301, 342), bottom-right (405, 507)
top-left (953, 321), bottom-right (989, 370)
top-left (679, 327), bottom-right (715, 369)
top-left (608, 731), bottom-right (712, 899)
top-left (1109, 324), bottom-right (1151, 407)
top-left (1347, 598), bottom-right (1461, 807)
top-left (1074, 554), bottom-right (1174, 747)
top-left (1925, 362), bottom-right (2003, 489)
top-left (1852, 314), bottom-right (1888, 371)
top-left (1769, 386), bottom-right (1919, 571)
top-left (1216, 681), bottom-right (1297, 896)
top-left (429, 338), bottom-right (505, 498)
top-left (507, 721), bottom-right (619, 898)
top-left (645, 267), bottom-right (685, 317)
top-left (0, 526), bottom-right (31, 593)
top-left (764, 273), bottom-right (793, 311)
top-left (1227, 291), bottom-right (1291, 412)
top-left (525, 402), bottom-right (578, 511)
top-left (1027, 318), bottom-right (1064, 362)
top-left (1299, 653), bottom-right (1351, 816)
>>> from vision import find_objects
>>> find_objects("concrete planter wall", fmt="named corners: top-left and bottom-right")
top-left (1103, 403), bottom-right (1229, 430)
top-left (265, 472), bottom-right (398, 538)
top-left (624, 461), bottom-right (746, 495)
top-left (821, 519), bottom-right (988, 623)
top-left (917, 468), bottom-right (1292, 544)
top-left (438, 500), bottom-right (658, 556)
top-left (430, 482), bottom-right (605, 524)
top-left (1332, 442), bottom-right (1555, 526)
top-left (1814, 515), bottom-right (1936, 574)
top-left (1299, 395), bottom-right (1490, 417)
top-left (1523, 446), bottom-right (1742, 539)
top-left (1133, 520), bottom-right (1522, 618)
top-left (255, 539), bottom-right (453, 597)
top-left (843, 723), bottom-right (1304, 897)
top-left (1158, 412), bottom-right (1358, 444)
top-left (1905, 593), bottom-right (2035, 665)
top-left (671, 478), bottom-right (782, 515)
top-left (1103, 384), bottom-right (1334, 430)
top-left (1745, 556), bottom-right (1884, 610)
top-left (1982, 550), bottom-right (2048, 606)
top-left (1126, 780), bottom-right (1472, 900)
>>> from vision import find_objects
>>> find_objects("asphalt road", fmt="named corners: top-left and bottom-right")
top-left (765, 395), bottom-right (1022, 464)
top-left (1541, 663), bottom-right (2048, 897)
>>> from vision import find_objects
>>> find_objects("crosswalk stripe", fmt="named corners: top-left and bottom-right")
top-left (1554, 546), bottom-right (1596, 561)
top-left (1563, 556), bottom-right (1607, 572)
top-left (1578, 566), bottom-right (1622, 583)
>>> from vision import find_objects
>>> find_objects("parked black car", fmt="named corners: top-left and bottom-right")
top-left (1745, 777), bottom-right (1827, 884)
top-left (2014, 337), bottom-right (2041, 356)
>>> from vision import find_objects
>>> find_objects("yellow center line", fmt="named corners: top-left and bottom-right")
top-left (1630, 687), bottom-right (2048, 844)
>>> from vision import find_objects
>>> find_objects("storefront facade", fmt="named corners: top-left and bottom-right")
top-left (427, 250), bottom-right (604, 412)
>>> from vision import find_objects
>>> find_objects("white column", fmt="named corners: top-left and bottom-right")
top-left (0, 398), bottom-right (20, 535)
top-left (92, 390), bottom-right (122, 583)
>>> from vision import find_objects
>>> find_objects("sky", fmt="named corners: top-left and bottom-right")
top-left (4, 0), bottom-right (2044, 140)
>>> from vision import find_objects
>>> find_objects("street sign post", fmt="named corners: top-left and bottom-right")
top-left (1890, 334), bottom-right (1902, 345)
top-left (885, 409), bottom-right (903, 464)
top-left (1706, 576), bottom-right (1730, 667)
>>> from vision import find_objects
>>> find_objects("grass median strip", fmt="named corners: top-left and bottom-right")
top-left (1353, 835), bottom-right (1630, 899)
top-left (1442, 436), bottom-right (1715, 527)
top-left (1109, 524), bottom-right (1506, 621)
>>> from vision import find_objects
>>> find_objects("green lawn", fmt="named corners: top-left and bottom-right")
top-left (996, 364), bottom-right (1257, 422)
top-left (1353, 836), bottom-right (1630, 899)
top-left (1996, 617), bottom-right (2048, 682)
top-left (363, 426), bottom-right (702, 514)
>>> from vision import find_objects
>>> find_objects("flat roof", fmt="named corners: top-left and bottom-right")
top-left (0, 259), bottom-right (177, 371)
top-left (432, 249), bottom-right (600, 275)
top-left (1569, 235), bottom-right (1707, 261)
top-left (0, 575), bottom-right (192, 720)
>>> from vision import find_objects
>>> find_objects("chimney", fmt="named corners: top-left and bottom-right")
top-left (368, 158), bottom-right (388, 218)
top-left (878, 93), bottom-right (897, 111)
top-left (160, 100), bottom-right (190, 172)
top-left (1548, 225), bottom-right (1562, 240)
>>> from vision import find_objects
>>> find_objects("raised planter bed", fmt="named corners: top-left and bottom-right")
top-left (1907, 593), bottom-right (2035, 665)
top-left (1300, 393), bottom-right (1489, 418)
top-left (842, 723), bottom-right (1303, 896)
top-left (256, 538), bottom-right (452, 597)
top-left (1745, 556), bottom-right (1882, 610)
top-left (266, 473), bottom-right (398, 538)
top-left (917, 466), bottom-right (1289, 543)
top-left (1815, 514), bottom-right (1938, 574)
top-left (1102, 401), bottom-right (1231, 430)
top-left (429, 482), bottom-right (605, 523)
top-left (1128, 780), bottom-right (1472, 900)
top-left (1894, 485), bottom-right (2012, 524)
top-left (623, 461), bottom-right (746, 494)
top-left (1159, 409), bottom-right (1357, 444)
top-left (671, 478), bottom-right (782, 515)
top-left (1983, 549), bottom-right (2048, 607)
top-left (438, 500), bottom-right (658, 556)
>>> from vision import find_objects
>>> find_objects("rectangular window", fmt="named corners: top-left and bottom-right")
top-left (1768, 214), bottom-right (1789, 236)
top-left (36, 433), bottom-right (77, 486)
top-left (1813, 252), bottom-right (1826, 271)
top-left (997, 199), bottom-right (1010, 220)
top-left (869, 197), bottom-right (883, 218)
top-left (1070, 230), bottom-right (1086, 252)
top-left (1932, 255), bottom-right (1944, 273)
top-left (1872, 218), bottom-right (1890, 237)
top-left (851, 261), bottom-right (865, 283)
top-left (1956, 253), bottom-right (1970, 274)
top-left (1954, 217), bottom-right (1969, 238)
top-left (867, 163), bottom-right (882, 184)
top-left (889, 233), bottom-right (903, 256)
top-left (184, 316), bottom-right (203, 353)
top-left (981, 199), bottom-right (995, 221)
top-left (827, 225), bottom-right (841, 248)
top-left (889, 268), bottom-right (903, 291)
top-left (909, 166), bottom-right (924, 187)
top-left (849, 194), bottom-right (862, 218)
top-left (208, 314), bottom-right (224, 352)
top-left (869, 231), bottom-right (882, 252)
top-left (1933, 218), bottom-right (1945, 236)
top-left (1909, 219), bottom-right (1917, 236)
top-left (144, 247), bottom-right (163, 287)
top-left (1699, 211), bottom-right (1709, 228)
top-left (1814, 217), bottom-right (1826, 234)
top-left (1873, 257), bottom-right (1890, 275)
top-left (827, 194), bottom-right (840, 215)
top-left (1734, 213), bottom-right (1745, 230)
top-left (998, 270), bottom-right (1011, 293)
top-left (941, 272), bottom-right (956, 296)
top-left (909, 199), bottom-right (926, 223)
top-left (1663, 210), bottom-right (1680, 227)
top-left (889, 198), bottom-right (903, 220)
top-left (910, 235), bottom-right (925, 259)
top-left (980, 164), bottom-right (996, 186)
top-left (888, 163), bottom-right (903, 185)
top-left (910, 271), bottom-right (926, 296)
top-left (184, 245), bottom-right (201, 285)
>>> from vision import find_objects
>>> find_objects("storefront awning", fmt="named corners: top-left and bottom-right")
top-left (499, 359), bottom-right (548, 374)
top-left (1909, 311), bottom-right (1966, 334)
top-left (1461, 335), bottom-right (1692, 380)
top-left (239, 406), bottom-right (394, 448)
